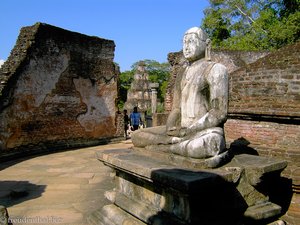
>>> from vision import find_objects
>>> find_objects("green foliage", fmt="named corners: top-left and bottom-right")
top-left (156, 102), bottom-right (165, 113)
top-left (202, 0), bottom-right (300, 50)
top-left (117, 70), bottom-right (134, 110)
top-left (119, 70), bottom-right (134, 90)
top-left (203, 8), bottom-right (231, 47)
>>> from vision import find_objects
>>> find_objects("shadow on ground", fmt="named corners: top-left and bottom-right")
top-left (0, 181), bottom-right (46, 208)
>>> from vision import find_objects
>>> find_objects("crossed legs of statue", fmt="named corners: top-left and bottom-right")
top-left (131, 126), bottom-right (226, 159)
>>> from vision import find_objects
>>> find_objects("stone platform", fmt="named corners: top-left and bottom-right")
top-left (95, 148), bottom-right (287, 225)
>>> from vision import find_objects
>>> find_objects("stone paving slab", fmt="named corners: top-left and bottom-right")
top-left (0, 141), bottom-right (132, 225)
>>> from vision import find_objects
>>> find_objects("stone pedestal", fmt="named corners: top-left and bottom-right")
top-left (93, 148), bottom-right (287, 225)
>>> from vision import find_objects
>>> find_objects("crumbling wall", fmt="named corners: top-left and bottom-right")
top-left (225, 41), bottom-right (300, 225)
top-left (165, 51), bottom-right (185, 112)
top-left (0, 22), bottom-right (118, 156)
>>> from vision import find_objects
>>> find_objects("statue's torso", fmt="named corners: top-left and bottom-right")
top-left (180, 60), bottom-right (213, 128)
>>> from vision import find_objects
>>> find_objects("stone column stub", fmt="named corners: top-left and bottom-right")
top-left (150, 82), bottom-right (159, 114)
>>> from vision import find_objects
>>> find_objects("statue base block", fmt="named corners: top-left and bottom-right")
top-left (93, 148), bottom-right (287, 225)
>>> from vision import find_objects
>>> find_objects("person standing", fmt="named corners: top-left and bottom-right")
top-left (130, 106), bottom-right (142, 131)
top-left (123, 109), bottom-right (130, 139)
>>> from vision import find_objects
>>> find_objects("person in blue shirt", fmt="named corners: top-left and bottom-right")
top-left (130, 106), bottom-right (142, 131)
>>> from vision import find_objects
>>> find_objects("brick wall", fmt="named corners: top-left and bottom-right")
top-left (229, 43), bottom-right (300, 117)
top-left (115, 112), bottom-right (125, 137)
top-left (0, 23), bottom-right (118, 156)
top-left (227, 41), bottom-right (300, 225)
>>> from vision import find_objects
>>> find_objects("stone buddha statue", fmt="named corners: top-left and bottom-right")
top-left (131, 27), bottom-right (229, 166)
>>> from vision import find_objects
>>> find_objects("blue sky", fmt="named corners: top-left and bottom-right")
top-left (0, 0), bottom-right (209, 71)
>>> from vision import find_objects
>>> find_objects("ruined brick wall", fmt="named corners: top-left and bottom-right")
top-left (225, 41), bottom-right (300, 225)
top-left (0, 23), bottom-right (118, 155)
top-left (228, 44), bottom-right (300, 117)
top-left (165, 51), bottom-right (186, 112)
top-left (115, 111), bottom-right (124, 137)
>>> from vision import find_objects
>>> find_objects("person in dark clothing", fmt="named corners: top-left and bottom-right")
top-left (123, 109), bottom-right (130, 139)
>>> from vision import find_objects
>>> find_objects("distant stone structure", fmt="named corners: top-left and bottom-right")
top-left (0, 22), bottom-right (118, 156)
top-left (149, 83), bottom-right (159, 114)
top-left (124, 62), bottom-right (151, 114)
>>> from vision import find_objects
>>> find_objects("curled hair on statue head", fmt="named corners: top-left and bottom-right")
top-left (184, 27), bottom-right (208, 42)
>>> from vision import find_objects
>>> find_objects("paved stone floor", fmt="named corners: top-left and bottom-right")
top-left (0, 140), bottom-right (133, 225)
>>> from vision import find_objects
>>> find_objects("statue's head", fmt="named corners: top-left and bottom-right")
top-left (183, 27), bottom-right (209, 62)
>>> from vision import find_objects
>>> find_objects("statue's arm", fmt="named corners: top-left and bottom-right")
top-left (186, 64), bottom-right (228, 134)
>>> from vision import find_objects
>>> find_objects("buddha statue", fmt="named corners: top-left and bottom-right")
top-left (131, 27), bottom-right (229, 166)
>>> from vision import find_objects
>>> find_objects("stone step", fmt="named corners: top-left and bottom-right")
top-left (244, 202), bottom-right (282, 220)
top-left (114, 193), bottom-right (185, 225)
top-left (87, 204), bottom-right (145, 225)
top-left (87, 209), bottom-right (105, 225)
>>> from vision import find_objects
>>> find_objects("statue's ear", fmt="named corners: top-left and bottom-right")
top-left (206, 38), bottom-right (211, 45)
top-left (205, 38), bottom-right (211, 61)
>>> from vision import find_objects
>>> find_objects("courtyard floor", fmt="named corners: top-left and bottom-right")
top-left (0, 140), bottom-right (133, 225)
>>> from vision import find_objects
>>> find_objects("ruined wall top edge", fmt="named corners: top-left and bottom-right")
top-left (0, 22), bottom-right (116, 108)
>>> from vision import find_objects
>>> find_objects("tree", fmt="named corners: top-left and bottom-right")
top-left (202, 0), bottom-right (300, 50)
top-left (117, 70), bottom-right (134, 110)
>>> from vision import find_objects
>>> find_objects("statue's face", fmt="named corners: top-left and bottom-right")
top-left (183, 33), bottom-right (206, 62)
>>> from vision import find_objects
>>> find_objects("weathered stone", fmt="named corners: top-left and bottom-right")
top-left (131, 27), bottom-right (229, 166)
top-left (96, 148), bottom-right (287, 224)
top-left (0, 206), bottom-right (8, 225)
top-left (124, 62), bottom-right (151, 114)
top-left (244, 202), bottom-right (282, 220)
top-left (0, 22), bottom-right (118, 156)
top-left (88, 204), bottom-right (145, 225)
top-left (150, 82), bottom-right (159, 114)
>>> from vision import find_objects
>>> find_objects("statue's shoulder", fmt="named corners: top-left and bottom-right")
top-left (208, 62), bottom-right (228, 83)
top-left (209, 61), bottom-right (228, 77)
top-left (192, 59), bottom-right (222, 68)
top-left (212, 62), bottom-right (227, 71)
